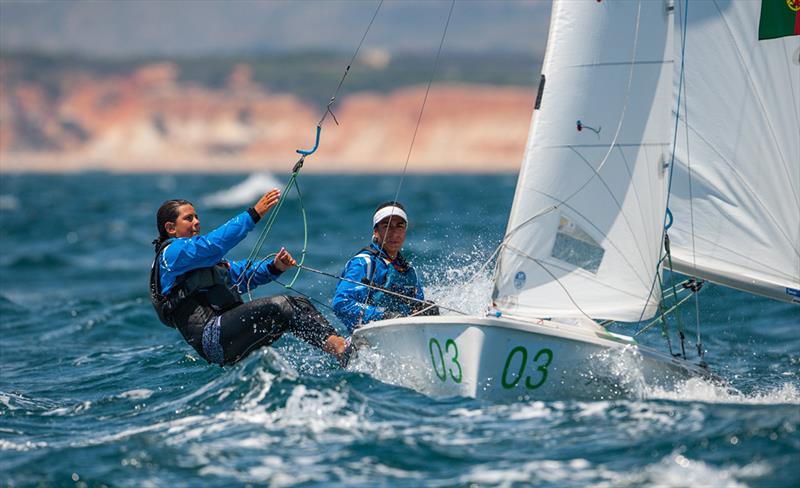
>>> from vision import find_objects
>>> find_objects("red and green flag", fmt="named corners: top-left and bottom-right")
top-left (759, 0), bottom-right (800, 40)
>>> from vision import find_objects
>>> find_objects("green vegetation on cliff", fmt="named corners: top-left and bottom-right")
top-left (1, 50), bottom-right (541, 104)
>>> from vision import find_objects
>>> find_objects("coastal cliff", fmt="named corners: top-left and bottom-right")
top-left (0, 60), bottom-right (535, 173)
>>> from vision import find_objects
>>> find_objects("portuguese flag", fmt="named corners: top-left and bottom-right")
top-left (759, 0), bottom-right (800, 40)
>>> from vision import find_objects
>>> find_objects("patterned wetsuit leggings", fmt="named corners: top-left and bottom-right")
top-left (196, 295), bottom-right (338, 365)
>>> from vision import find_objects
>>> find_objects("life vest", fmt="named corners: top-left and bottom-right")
top-left (149, 240), bottom-right (243, 329)
top-left (355, 245), bottom-right (419, 313)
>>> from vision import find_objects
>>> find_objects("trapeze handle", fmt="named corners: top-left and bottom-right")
top-left (296, 126), bottom-right (322, 156)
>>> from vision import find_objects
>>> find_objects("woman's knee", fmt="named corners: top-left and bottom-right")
top-left (248, 295), bottom-right (294, 319)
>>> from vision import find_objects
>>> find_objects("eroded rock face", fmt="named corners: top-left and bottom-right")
top-left (0, 62), bottom-right (534, 172)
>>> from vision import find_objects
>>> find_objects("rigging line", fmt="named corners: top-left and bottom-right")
top-left (710, 0), bottom-right (799, 206)
top-left (655, 272), bottom-right (675, 355)
top-left (568, 145), bottom-right (654, 278)
top-left (247, 175), bottom-right (297, 264)
top-left (317, 0), bottom-right (385, 128)
top-left (391, 0), bottom-right (455, 202)
top-left (243, 254), bottom-right (275, 301)
top-left (682, 50), bottom-right (703, 357)
top-left (637, 0), bottom-right (689, 326)
top-left (360, 0), bottom-right (456, 325)
top-left (296, 264), bottom-right (469, 316)
top-left (235, 173), bottom-right (299, 292)
top-left (634, 289), bottom-right (695, 337)
top-left (462, 240), bottom-right (504, 289)
top-left (503, 244), bottom-right (596, 323)
top-left (283, 178), bottom-right (309, 289)
top-left (272, 277), bottom-right (336, 314)
top-left (240, 2), bottom-right (384, 285)
top-left (665, 240), bottom-right (688, 339)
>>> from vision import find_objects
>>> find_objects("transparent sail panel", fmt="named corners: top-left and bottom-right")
top-left (551, 217), bottom-right (604, 274)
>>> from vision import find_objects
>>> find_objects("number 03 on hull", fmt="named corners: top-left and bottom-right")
top-left (351, 316), bottom-right (717, 401)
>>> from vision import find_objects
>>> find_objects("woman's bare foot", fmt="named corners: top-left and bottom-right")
top-left (323, 335), bottom-right (353, 367)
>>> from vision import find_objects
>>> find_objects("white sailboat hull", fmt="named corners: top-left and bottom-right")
top-left (351, 315), bottom-right (717, 401)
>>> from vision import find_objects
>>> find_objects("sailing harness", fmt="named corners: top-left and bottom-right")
top-left (149, 240), bottom-right (243, 329)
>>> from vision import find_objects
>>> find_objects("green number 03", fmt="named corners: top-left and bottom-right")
top-left (501, 346), bottom-right (553, 390)
top-left (445, 339), bottom-right (462, 383)
top-left (428, 338), bottom-right (462, 384)
top-left (525, 348), bottom-right (553, 389)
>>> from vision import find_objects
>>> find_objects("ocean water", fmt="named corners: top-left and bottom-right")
top-left (0, 173), bottom-right (797, 487)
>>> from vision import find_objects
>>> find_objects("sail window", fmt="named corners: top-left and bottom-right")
top-left (551, 217), bottom-right (604, 274)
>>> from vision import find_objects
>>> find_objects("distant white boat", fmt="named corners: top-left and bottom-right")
top-left (351, 0), bottom-right (799, 400)
top-left (202, 173), bottom-right (285, 209)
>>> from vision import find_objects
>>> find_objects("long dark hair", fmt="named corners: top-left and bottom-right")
top-left (153, 199), bottom-right (192, 251)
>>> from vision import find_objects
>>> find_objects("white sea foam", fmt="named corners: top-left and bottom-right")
top-left (0, 439), bottom-right (49, 451)
top-left (117, 389), bottom-right (154, 400)
top-left (593, 453), bottom-right (772, 488)
top-left (0, 194), bottom-right (20, 211)
top-left (646, 378), bottom-right (800, 405)
top-left (43, 400), bottom-right (93, 417)
top-left (460, 454), bottom-right (772, 488)
top-left (202, 173), bottom-right (286, 209)
top-left (423, 247), bottom-right (497, 316)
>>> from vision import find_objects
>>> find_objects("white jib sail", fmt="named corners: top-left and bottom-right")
top-left (668, 0), bottom-right (800, 303)
top-left (493, 0), bottom-right (675, 322)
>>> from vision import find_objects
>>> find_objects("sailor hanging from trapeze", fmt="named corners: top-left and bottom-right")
top-left (149, 192), bottom-right (353, 367)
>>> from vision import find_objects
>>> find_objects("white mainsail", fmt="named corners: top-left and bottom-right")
top-left (493, 0), bottom-right (674, 321)
top-left (668, 0), bottom-right (800, 303)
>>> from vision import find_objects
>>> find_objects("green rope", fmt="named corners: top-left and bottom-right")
top-left (237, 167), bottom-right (308, 297)
top-left (664, 246), bottom-right (688, 341)
top-left (654, 271), bottom-right (675, 355)
top-left (635, 289), bottom-right (696, 337)
top-left (284, 177), bottom-right (308, 289)
top-left (245, 170), bottom-right (299, 265)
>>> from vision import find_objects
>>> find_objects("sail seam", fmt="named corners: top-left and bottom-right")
top-left (709, 0), bottom-right (799, 206)
top-left (568, 145), bottom-right (655, 279)
top-left (677, 118), bottom-right (800, 259)
top-left (671, 235), bottom-right (798, 282)
top-left (617, 145), bottom-right (653, 267)
top-left (504, 244), bottom-right (652, 303)
top-left (543, 143), bottom-right (669, 148)
top-left (506, 187), bottom-right (652, 292)
top-left (571, 60), bottom-right (673, 67)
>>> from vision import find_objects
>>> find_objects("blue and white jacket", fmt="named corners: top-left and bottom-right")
top-left (332, 242), bottom-right (424, 332)
top-left (157, 210), bottom-right (281, 296)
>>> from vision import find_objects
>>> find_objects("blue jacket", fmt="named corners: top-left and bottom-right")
top-left (332, 242), bottom-right (424, 332)
top-left (157, 210), bottom-right (281, 296)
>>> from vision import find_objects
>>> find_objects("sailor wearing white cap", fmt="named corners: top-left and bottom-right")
top-left (332, 201), bottom-right (437, 332)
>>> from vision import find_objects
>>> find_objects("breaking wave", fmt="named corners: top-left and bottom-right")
top-left (202, 173), bottom-right (287, 208)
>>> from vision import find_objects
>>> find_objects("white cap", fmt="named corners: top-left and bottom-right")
top-left (373, 205), bottom-right (408, 227)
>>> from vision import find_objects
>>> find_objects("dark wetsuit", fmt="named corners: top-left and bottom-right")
top-left (150, 208), bottom-right (338, 365)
